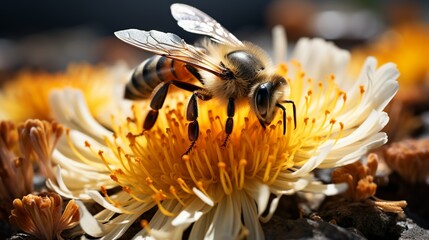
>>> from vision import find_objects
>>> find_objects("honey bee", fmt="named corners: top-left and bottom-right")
top-left (115, 3), bottom-right (296, 154)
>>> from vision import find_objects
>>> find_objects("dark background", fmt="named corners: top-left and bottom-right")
top-left (0, 0), bottom-right (428, 72)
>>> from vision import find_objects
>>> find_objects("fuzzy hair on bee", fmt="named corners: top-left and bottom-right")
top-left (115, 3), bottom-right (296, 155)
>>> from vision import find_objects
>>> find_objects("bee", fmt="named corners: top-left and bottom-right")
top-left (115, 3), bottom-right (296, 154)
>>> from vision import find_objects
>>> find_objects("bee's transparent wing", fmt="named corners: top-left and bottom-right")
top-left (115, 29), bottom-right (226, 77)
top-left (170, 3), bottom-right (244, 47)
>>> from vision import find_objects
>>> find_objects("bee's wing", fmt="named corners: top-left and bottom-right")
top-left (170, 3), bottom-right (244, 47)
top-left (115, 29), bottom-right (227, 77)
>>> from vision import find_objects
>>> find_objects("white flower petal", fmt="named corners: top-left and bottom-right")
top-left (50, 89), bottom-right (112, 139)
top-left (272, 25), bottom-right (287, 63)
top-left (87, 190), bottom-right (125, 213)
top-left (76, 200), bottom-right (109, 237)
top-left (204, 194), bottom-right (241, 240)
top-left (303, 182), bottom-right (348, 195)
top-left (193, 187), bottom-right (214, 206)
top-left (259, 194), bottom-right (281, 223)
top-left (243, 180), bottom-right (270, 216)
top-left (172, 197), bottom-right (212, 226)
top-left (241, 192), bottom-right (265, 240)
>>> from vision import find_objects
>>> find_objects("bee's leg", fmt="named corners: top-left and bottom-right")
top-left (144, 80), bottom-right (206, 130)
top-left (183, 90), bottom-right (212, 155)
top-left (276, 100), bottom-right (297, 135)
top-left (143, 81), bottom-right (171, 130)
top-left (221, 98), bottom-right (235, 148)
top-left (281, 100), bottom-right (297, 130)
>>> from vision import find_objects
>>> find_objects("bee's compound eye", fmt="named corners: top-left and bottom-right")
top-left (255, 83), bottom-right (271, 118)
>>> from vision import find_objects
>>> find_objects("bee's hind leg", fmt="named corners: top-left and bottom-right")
top-left (143, 82), bottom-right (172, 130)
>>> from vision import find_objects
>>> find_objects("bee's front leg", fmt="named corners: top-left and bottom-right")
top-left (222, 97), bottom-right (235, 148)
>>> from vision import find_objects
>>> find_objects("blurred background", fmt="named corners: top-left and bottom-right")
top-left (0, 0), bottom-right (428, 75)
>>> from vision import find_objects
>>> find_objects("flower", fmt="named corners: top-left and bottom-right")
top-left (48, 34), bottom-right (399, 239)
top-left (0, 63), bottom-right (129, 124)
top-left (383, 138), bottom-right (429, 183)
top-left (9, 192), bottom-right (79, 240)
top-left (331, 153), bottom-right (407, 214)
top-left (0, 119), bottom-right (64, 220)
top-left (332, 153), bottom-right (378, 202)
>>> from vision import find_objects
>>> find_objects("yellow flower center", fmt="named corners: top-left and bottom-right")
top-left (78, 62), bottom-right (365, 216)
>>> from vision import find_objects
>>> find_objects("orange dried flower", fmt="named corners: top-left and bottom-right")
top-left (9, 192), bottom-right (79, 240)
top-left (332, 153), bottom-right (378, 202)
top-left (332, 154), bottom-right (407, 213)
top-left (383, 138), bottom-right (429, 183)
top-left (18, 119), bottom-right (64, 181)
top-left (0, 120), bottom-right (63, 219)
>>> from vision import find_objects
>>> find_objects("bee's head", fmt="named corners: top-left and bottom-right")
top-left (250, 76), bottom-right (289, 125)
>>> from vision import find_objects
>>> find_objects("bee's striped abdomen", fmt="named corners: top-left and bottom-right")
top-left (124, 55), bottom-right (199, 100)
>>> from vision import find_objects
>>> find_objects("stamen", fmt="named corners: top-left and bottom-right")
top-left (65, 130), bottom-right (105, 169)
top-left (218, 162), bottom-right (233, 195)
top-left (169, 186), bottom-right (186, 206)
top-left (334, 122), bottom-right (345, 144)
top-left (182, 155), bottom-right (199, 187)
top-left (177, 178), bottom-right (193, 194)
top-left (237, 159), bottom-right (247, 189)
top-left (263, 156), bottom-right (275, 183)
top-left (153, 192), bottom-right (175, 217)
top-left (140, 219), bottom-right (152, 235)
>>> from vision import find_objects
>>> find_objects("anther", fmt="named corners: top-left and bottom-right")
top-left (110, 174), bottom-right (118, 182)
top-left (146, 177), bottom-right (153, 186)
top-left (123, 186), bottom-right (131, 194)
top-left (360, 85), bottom-right (365, 95)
